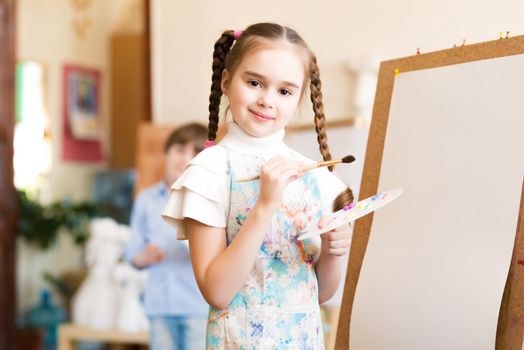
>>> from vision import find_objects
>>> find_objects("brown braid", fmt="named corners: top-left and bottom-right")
top-left (309, 53), bottom-right (355, 210)
top-left (208, 31), bottom-right (235, 141)
top-left (309, 54), bottom-right (334, 171)
top-left (332, 187), bottom-right (355, 212)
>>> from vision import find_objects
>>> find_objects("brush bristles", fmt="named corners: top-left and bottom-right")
top-left (341, 155), bottom-right (356, 163)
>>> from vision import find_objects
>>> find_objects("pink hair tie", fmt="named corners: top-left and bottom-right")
top-left (233, 30), bottom-right (243, 40)
top-left (204, 140), bottom-right (216, 149)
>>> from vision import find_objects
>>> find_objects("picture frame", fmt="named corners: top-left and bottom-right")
top-left (64, 65), bottom-right (100, 141)
top-left (62, 64), bottom-right (104, 162)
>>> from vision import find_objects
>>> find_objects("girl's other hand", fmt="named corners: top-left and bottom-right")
top-left (257, 156), bottom-right (304, 212)
top-left (318, 215), bottom-right (352, 256)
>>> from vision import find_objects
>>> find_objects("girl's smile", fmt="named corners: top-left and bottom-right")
top-left (248, 108), bottom-right (275, 121)
top-left (221, 45), bottom-right (305, 137)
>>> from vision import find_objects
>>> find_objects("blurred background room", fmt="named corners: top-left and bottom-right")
top-left (1, 0), bottom-right (523, 349)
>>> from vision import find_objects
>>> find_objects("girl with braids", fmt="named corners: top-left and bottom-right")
top-left (163, 22), bottom-right (353, 349)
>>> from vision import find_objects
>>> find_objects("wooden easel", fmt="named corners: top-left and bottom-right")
top-left (496, 179), bottom-right (524, 349)
top-left (336, 35), bottom-right (524, 349)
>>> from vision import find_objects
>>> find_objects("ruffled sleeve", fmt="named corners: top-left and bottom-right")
top-left (162, 146), bottom-right (230, 240)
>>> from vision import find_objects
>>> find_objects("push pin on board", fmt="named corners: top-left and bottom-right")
top-left (462, 39), bottom-right (466, 46)
top-left (394, 68), bottom-right (400, 77)
top-left (416, 47), bottom-right (421, 55)
top-left (499, 32), bottom-right (503, 40)
top-left (506, 31), bottom-right (510, 39)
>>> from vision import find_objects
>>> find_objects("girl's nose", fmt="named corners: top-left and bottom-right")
top-left (257, 92), bottom-right (275, 109)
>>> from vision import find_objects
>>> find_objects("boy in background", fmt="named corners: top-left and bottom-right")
top-left (124, 123), bottom-right (208, 350)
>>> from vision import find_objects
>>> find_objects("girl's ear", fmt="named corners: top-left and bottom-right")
top-left (221, 69), bottom-right (230, 96)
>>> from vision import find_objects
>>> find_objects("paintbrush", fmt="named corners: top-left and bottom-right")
top-left (235, 155), bottom-right (356, 182)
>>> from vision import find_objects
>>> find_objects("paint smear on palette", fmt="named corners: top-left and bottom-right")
top-left (298, 188), bottom-right (403, 241)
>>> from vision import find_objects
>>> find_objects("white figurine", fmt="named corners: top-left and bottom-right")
top-left (71, 218), bottom-right (130, 330)
top-left (113, 263), bottom-right (149, 332)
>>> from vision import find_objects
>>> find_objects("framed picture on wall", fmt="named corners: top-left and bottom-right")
top-left (62, 64), bottom-right (104, 163)
top-left (64, 65), bottom-right (100, 140)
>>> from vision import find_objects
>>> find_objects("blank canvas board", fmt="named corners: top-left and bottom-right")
top-left (350, 53), bottom-right (524, 350)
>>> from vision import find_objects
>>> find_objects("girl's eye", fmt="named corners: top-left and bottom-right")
top-left (248, 80), bottom-right (261, 88)
top-left (279, 89), bottom-right (292, 96)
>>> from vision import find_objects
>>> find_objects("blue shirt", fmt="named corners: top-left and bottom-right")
top-left (123, 182), bottom-right (208, 317)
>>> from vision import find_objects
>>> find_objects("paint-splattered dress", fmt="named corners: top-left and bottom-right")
top-left (163, 122), bottom-right (347, 349)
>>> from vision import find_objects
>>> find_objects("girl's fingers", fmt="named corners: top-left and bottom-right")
top-left (322, 230), bottom-right (351, 241)
top-left (265, 156), bottom-right (303, 172)
top-left (317, 215), bottom-right (333, 229)
top-left (326, 248), bottom-right (349, 256)
top-left (264, 156), bottom-right (290, 171)
top-left (273, 159), bottom-right (302, 172)
top-left (262, 163), bottom-right (303, 185)
top-left (334, 222), bottom-right (352, 232)
top-left (279, 168), bottom-right (301, 184)
top-left (325, 238), bottom-right (351, 249)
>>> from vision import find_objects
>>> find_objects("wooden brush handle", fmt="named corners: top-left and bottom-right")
top-left (300, 159), bottom-right (342, 172)
top-left (237, 159), bottom-right (343, 182)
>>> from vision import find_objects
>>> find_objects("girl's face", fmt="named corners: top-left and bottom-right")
top-left (222, 45), bottom-right (305, 138)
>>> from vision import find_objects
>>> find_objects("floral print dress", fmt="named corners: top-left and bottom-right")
top-left (206, 150), bottom-right (326, 350)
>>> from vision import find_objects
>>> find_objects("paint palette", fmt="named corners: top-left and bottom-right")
top-left (298, 188), bottom-right (403, 241)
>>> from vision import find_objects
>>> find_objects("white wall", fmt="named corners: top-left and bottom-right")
top-left (17, 0), bottom-right (145, 203)
top-left (16, 0), bottom-right (143, 314)
top-left (152, 0), bottom-right (524, 126)
top-left (17, 0), bottom-right (112, 202)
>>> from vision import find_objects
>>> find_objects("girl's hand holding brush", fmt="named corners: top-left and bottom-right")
top-left (257, 156), bottom-right (305, 212)
top-left (236, 155), bottom-right (356, 183)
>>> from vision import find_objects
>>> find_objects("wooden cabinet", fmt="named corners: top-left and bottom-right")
top-left (110, 34), bottom-right (150, 169)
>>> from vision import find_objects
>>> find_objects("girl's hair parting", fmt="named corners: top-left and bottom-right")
top-left (208, 22), bottom-right (354, 208)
